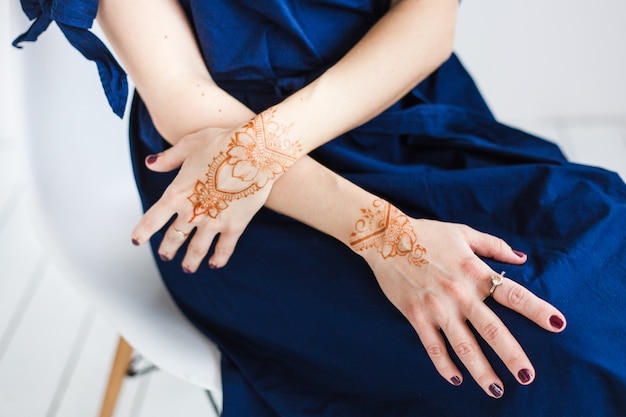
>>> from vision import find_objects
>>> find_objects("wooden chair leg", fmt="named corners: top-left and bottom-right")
top-left (99, 336), bottom-right (133, 417)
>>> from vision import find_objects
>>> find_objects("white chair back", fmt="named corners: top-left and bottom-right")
top-left (21, 28), bottom-right (222, 401)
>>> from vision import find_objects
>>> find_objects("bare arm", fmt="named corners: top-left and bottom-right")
top-left (97, 0), bottom-right (566, 399)
top-left (270, 0), bottom-right (457, 151)
top-left (97, 0), bottom-right (458, 266)
top-left (98, 0), bottom-right (457, 145)
top-left (97, 0), bottom-right (255, 140)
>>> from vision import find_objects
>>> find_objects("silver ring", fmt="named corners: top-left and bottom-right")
top-left (489, 271), bottom-right (506, 297)
top-left (174, 227), bottom-right (189, 239)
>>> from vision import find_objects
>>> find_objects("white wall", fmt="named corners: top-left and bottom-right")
top-left (1, 1), bottom-right (27, 148)
top-left (2, 1), bottom-right (626, 148)
top-left (455, 0), bottom-right (626, 123)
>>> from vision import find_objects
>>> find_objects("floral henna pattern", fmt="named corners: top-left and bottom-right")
top-left (187, 108), bottom-right (301, 221)
top-left (349, 200), bottom-right (428, 267)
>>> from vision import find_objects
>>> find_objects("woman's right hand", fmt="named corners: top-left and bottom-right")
top-left (131, 109), bottom-right (303, 272)
top-left (349, 200), bottom-right (566, 398)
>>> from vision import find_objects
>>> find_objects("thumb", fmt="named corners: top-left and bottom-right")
top-left (144, 143), bottom-right (187, 172)
top-left (466, 228), bottom-right (527, 265)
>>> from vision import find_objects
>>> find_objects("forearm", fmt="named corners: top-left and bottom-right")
top-left (267, 0), bottom-right (458, 154)
top-left (96, 0), bottom-right (376, 245)
top-left (97, 0), bottom-right (254, 141)
top-left (98, 0), bottom-right (453, 252)
top-left (266, 157), bottom-right (376, 248)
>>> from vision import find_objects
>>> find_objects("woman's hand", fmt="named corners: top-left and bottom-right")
top-left (131, 110), bottom-right (302, 272)
top-left (349, 200), bottom-right (566, 398)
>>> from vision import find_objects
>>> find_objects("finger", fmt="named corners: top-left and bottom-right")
top-left (414, 323), bottom-right (463, 386)
top-left (464, 227), bottom-right (527, 265)
top-left (208, 229), bottom-right (243, 269)
top-left (492, 278), bottom-right (567, 333)
top-left (144, 142), bottom-right (188, 173)
top-left (442, 319), bottom-right (505, 398)
top-left (468, 301), bottom-right (536, 386)
top-left (131, 201), bottom-right (176, 246)
top-left (181, 226), bottom-right (217, 274)
top-left (157, 222), bottom-right (195, 262)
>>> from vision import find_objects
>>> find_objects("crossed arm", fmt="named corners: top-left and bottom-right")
top-left (97, 0), bottom-right (566, 398)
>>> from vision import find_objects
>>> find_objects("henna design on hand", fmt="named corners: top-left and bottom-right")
top-left (187, 108), bottom-right (301, 221)
top-left (349, 199), bottom-right (428, 267)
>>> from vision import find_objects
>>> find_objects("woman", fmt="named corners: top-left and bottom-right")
top-left (15, 0), bottom-right (626, 415)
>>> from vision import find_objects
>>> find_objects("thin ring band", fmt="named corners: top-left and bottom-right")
top-left (174, 227), bottom-right (189, 239)
top-left (489, 271), bottom-right (506, 297)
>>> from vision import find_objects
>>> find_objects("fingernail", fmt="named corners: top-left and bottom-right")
top-left (182, 266), bottom-right (193, 274)
top-left (513, 249), bottom-right (526, 258)
top-left (145, 154), bottom-right (158, 165)
top-left (209, 263), bottom-right (218, 270)
top-left (550, 315), bottom-right (564, 329)
top-left (489, 383), bottom-right (504, 398)
top-left (450, 376), bottom-right (462, 386)
top-left (518, 368), bottom-right (533, 384)
top-left (132, 238), bottom-right (140, 246)
top-left (159, 253), bottom-right (171, 262)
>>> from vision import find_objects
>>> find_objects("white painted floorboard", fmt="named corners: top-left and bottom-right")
top-left (0, 144), bottom-right (215, 416)
top-left (0, 117), bottom-right (624, 417)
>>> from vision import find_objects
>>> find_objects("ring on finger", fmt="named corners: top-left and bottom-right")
top-left (174, 227), bottom-right (189, 239)
top-left (489, 271), bottom-right (506, 297)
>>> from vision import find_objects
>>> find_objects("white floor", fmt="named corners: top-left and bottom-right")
top-left (0, 151), bottom-right (217, 415)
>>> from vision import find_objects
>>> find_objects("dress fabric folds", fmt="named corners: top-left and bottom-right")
top-left (17, 0), bottom-right (626, 415)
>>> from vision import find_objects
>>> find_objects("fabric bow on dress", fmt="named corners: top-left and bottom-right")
top-left (13, 0), bottom-right (128, 118)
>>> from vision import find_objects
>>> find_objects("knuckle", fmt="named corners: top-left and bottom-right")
top-left (186, 245), bottom-right (207, 259)
top-left (481, 321), bottom-right (503, 343)
top-left (508, 354), bottom-right (528, 368)
top-left (406, 303), bottom-right (425, 325)
top-left (422, 292), bottom-right (445, 317)
top-left (164, 183), bottom-right (189, 201)
top-left (490, 235), bottom-right (507, 254)
top-left (458, 224), bottom-right (473, 236)
top-left (215, 246), bottom-right (234, 257)
top-left (459, 257), bottom-right (485, 281)
top-left (453, 340), bottom-right (476, 359)
top-left (507, 285), bottom-right (527, 307)
top-left (141, 217), bottom-right (159, 233)
top-left (475, 371), bottom-right (494, 387)
top-left (485, 235), bottom-right (506, 258)
top-left (425, 343), bottom-right (446, 359)
top-left (535, 302), bottom-right (553, 322)
top-left (441, 279), bottom-right (467, 303)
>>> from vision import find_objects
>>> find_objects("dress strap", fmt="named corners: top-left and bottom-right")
top-left (13, 0), bottom-right (128, 118)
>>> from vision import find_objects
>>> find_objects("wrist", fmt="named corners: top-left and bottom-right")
top-left (230, 107), bottom-right (303, 186)
top-left (347, 199), bottom-right (428, 267)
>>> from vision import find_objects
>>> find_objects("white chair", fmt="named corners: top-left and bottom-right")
top-left (22, 98), bottom-right (223, 417)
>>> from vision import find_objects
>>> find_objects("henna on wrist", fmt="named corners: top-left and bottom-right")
top-left (349, 199), bottom-right (428, 266)
top-left (187, 107), bottom-right (302, 220)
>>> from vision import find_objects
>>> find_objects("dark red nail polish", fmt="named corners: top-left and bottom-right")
top-left (518, 369), bottom-right (532, 384)
top-left (550, 315), bottom-right (564, 329)
top-left (489, 383), bottom-right (504, 398)
top-left (146, 154), bottom-right (158, 165)
top-left (159, 254), bottom-right (170, 262)
top-left (209, 263), bottom-right (218, 270)
top-left (132, 238), bottom-right (140, 246)
top-left (182, 266), bottom-right (193, 274)
top-left (451, 376), bottom-right (462, 386)
top-left (513, 249), bottom-right (526, 258)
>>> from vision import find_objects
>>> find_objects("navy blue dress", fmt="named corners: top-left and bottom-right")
top-left (16, 1), bottom-right (626, 415)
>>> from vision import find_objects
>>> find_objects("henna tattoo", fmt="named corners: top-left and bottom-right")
top-left (349, 199), bottom-right (428, 267)
top-left (187, 108), bottom-right (301, 220)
